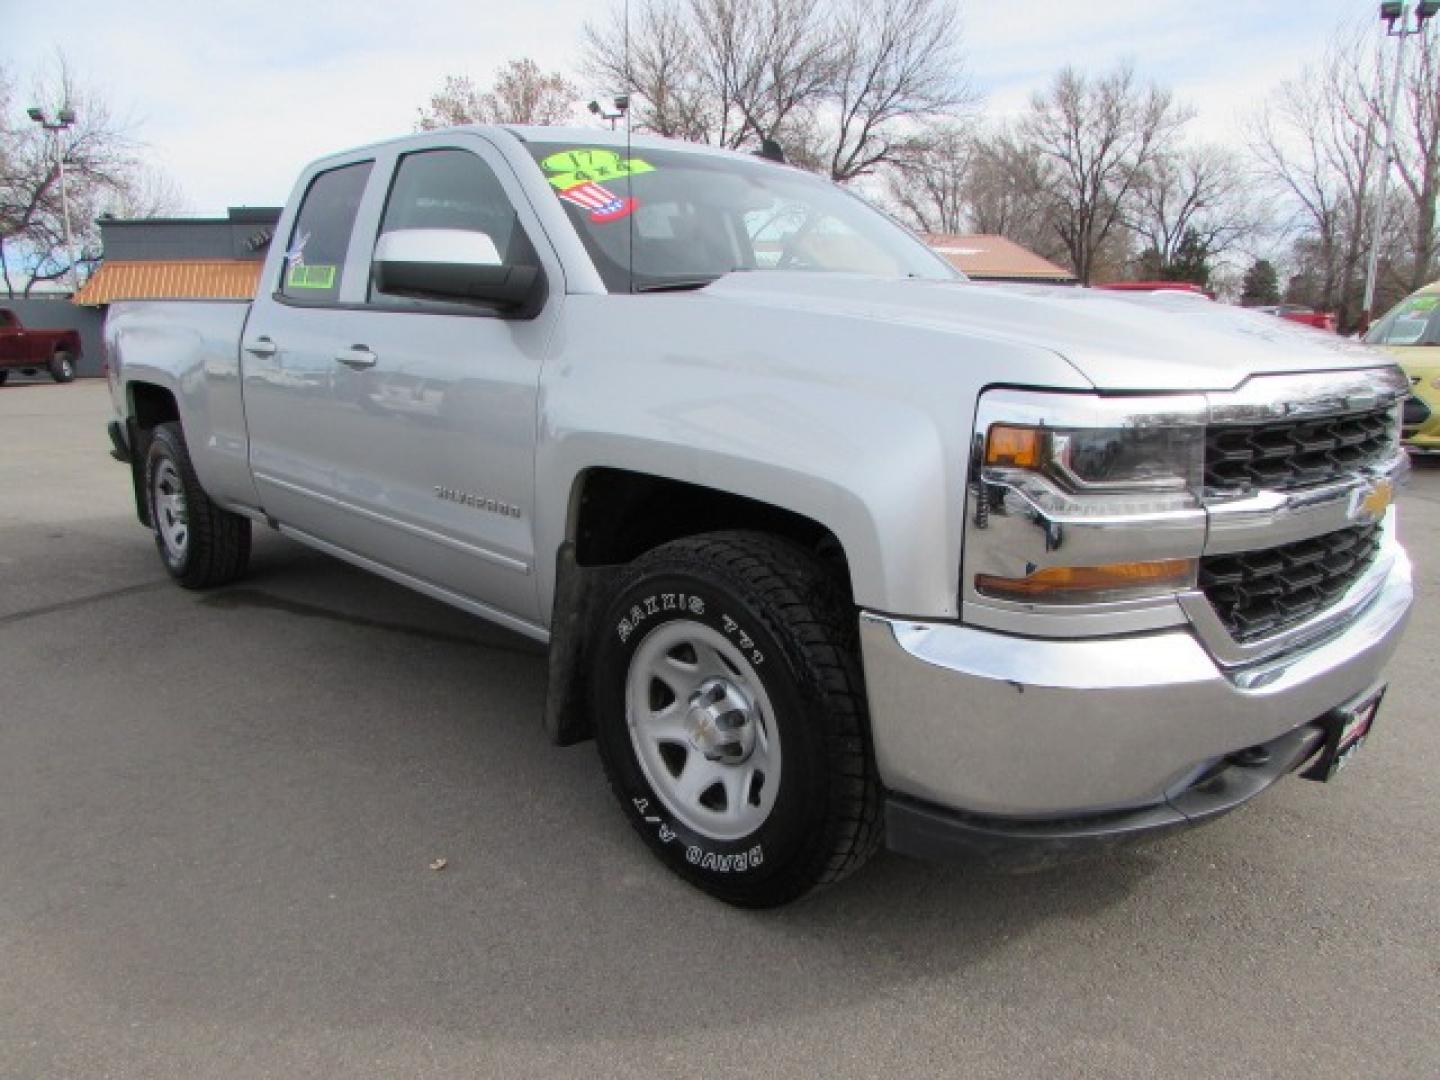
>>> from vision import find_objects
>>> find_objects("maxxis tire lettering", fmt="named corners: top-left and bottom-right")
top-left (632, 795), bottom-right (763, 871)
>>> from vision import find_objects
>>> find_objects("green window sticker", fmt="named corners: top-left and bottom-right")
top-left (541, 148), bottom-right (655, 190)
top-left (287, 263), bottom-right (337, 290)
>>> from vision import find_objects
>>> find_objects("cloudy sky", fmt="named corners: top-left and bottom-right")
top-left (3, 0), bottom-right (1369, 212)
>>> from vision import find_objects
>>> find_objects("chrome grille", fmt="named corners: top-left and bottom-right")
top-left (1203, 407), bottom-right (1397, 493)
top-left (1199, 523), bottom-right (1383, 642)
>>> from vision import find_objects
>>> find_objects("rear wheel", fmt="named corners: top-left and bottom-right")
top-left (0, 371), bottom-right (8, 386)
top-left (591, 531), bottom-right (881, 907)
top-left (48, 351), bottom-right (76, 383)
top-left (144, 422), bottom-right (251, 588)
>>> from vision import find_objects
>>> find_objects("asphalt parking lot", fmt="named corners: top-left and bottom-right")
top-left (1, 380), bottom-right (1437, 1079)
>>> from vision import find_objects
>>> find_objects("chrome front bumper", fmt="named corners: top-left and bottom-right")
top-left (859, 546), bottom-right (1412, 821)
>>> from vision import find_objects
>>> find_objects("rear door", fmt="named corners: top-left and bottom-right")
top-left (241, 156), bottom-right (374, 538)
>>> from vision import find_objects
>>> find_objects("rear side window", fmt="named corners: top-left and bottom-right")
top-left (280, 161), bottom-right (373, 302)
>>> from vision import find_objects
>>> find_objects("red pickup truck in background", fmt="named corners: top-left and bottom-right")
top-left (0, 307), bottom-right (82, 384)
top-left (1253, 305), bottom-right (1339, 333)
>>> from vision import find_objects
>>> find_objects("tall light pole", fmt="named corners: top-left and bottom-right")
top-left (1362, 2), bottom-right (1439, 326)
top-left (26, 104), bottom-right (80, 295)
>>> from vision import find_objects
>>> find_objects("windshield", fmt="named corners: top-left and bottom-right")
top-left (1365, 292), bottom-right (1440, 347)
top-left (523, 141), bottom-right (958, 293)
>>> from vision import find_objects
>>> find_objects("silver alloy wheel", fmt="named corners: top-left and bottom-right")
top-left (625, 619), bottom-right (782, 842)
top-left (57, 355), bottom-right (73, 378)
top-left (152, 458), bottom-right (189, 562)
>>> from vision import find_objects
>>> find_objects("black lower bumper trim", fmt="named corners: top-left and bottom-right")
top-left (885, 723), bottom-right (1326, 870)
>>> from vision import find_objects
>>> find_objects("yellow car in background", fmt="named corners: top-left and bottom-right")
top-left (1366, 281), bottom-right (1440, 451)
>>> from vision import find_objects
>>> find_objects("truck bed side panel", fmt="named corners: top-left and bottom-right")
top-left (107, 300), bottom-right (260, 513)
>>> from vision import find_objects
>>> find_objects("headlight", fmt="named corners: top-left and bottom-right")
top-left (966, 391), bottom-right (1208, 609)
top-left (986, 423), bottom-right (1203, 493)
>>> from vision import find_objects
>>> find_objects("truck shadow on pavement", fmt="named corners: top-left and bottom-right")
top-left (12, 531), bottom-right (1163, 1045)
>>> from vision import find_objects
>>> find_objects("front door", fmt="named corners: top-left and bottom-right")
top-left (279, 137), bottom-right (558, 625)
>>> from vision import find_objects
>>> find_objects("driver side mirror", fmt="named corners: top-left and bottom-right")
top-left (372, 228), bottom-right (545, 315)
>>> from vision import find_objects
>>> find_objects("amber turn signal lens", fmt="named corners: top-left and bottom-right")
top-left (976, 559), bottom-right (1196, 602)
top-left (985, 424), bottom-right (1044, 469)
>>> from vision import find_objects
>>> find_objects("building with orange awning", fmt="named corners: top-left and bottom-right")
top-left (74, 207), bottom-right (282, 306)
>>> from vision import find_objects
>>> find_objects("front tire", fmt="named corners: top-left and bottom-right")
top-left (144, 422), bottom-right (251, 588)
top-left (49, 351), bottom-right (76, 383)
top-left (592, 532), bottom-right (881, 907)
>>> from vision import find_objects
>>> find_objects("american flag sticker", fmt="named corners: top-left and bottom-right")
top-left (558, 181), bottom-right (636, 223)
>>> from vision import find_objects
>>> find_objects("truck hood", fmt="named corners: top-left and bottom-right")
top-left (702, 274), bottom-right (1392, 392)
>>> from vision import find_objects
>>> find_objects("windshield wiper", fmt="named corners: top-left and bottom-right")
top-left (633, 277), bottom-right (725, 294)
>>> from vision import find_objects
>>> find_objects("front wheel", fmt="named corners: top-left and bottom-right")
top-left (144, 422), bottom-right (251, 588)
top-left (591, 532), bottom-right (881, 907)
top-left (49, 352), bottom-right (76, 383)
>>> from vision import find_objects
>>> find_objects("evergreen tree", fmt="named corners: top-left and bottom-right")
top-left (1164, 228), bottom-right (1212, 288)
top-left (1241, 259), bottom-right (1281, 307)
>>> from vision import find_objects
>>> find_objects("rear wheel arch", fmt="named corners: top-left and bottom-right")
top-left (128, 381), bottom-right (181, 432)
top-left (123, 383), bottom-right (182, 526)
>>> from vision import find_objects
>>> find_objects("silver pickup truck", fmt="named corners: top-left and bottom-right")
top-left (105, 126), bottom-right (1412, 907)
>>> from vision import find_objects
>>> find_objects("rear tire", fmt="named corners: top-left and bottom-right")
top-left (591, 531), bottom-right (882, 908)
top-left (0, 371), bottom-right (8, 386)
top-left (48, 352), bottom-right (76, 383)
top-left (144, 422), bottom-right (251, 588)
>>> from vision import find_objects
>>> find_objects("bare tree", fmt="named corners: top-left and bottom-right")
top-left (1015, 63), bottom-right (1190, 285)
top-left (0, 56), bottom-right (153, 297)
top-left (822, 0), bottom-right (974, 182)
top-left (417, 58), bottom-right (579, 130)
top-left (884, 123), bottom-right (973, 234)
top-left (1249, 27), bottom-right (1385, 328)
top-left (963, 128), bottom-right (1067, 259)
top-left (1128, 144), bottom-right (1256, 276)
top-left (582, 0), bottom-right (719, 141)
top-left (1354, 19), bottom-right (1440, 293)
top-left (582, 0), bottom-right (971, 181)
top-left (695, 0), bottom-right (836, 149)
top-left (585, 0), bottom-right (836, 150)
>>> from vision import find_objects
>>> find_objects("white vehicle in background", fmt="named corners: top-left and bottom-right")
top-left (105, 127), bottom-right (1411, 906)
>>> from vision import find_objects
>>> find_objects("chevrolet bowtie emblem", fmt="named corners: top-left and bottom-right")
top-left (1353, 479), bottom-right (1394, 523)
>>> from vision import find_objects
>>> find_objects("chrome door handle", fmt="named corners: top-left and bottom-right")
top-left (245, 338), bottom-right (277, 358)
top-left (335, 345), bottom-right (377, 369)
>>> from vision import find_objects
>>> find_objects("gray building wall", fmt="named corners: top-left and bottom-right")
top-left (99, 207), bottom-right (282, 263)
top-left (1, 298), bottom-right (106, 378)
